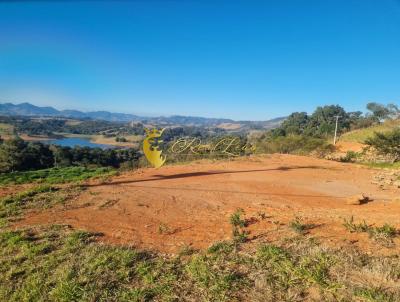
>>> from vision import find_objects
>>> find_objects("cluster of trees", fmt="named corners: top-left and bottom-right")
top-left (162, 126), bottom-right (226, 142)
top-left (115, 137), bottom-right (128, 142)
top-left (0, 116), bottom-right (145, 137)
top-left (0, 137), bottom-right (139, 173)
top-left (267, 105), bottom-right (353, 138)
top-left (270, 102), bottom-right (399, 139)
top-left (255, 102), bottom-right (399, 157)
top-left (366, 102), bottom-right (399, 121)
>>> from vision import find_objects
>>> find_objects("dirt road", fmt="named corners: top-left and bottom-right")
top-left (19, 154), bottom-right (400, 254)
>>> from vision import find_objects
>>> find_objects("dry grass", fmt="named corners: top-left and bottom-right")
top-left (341, 120), bottom-right (400, 143)
top-left (0, 123), bottom-right (14, 136)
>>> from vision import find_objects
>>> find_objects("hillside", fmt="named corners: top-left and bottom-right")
top-left (340, 119), bottom-right (400, 143)
top-left (2, 154), bottom-right (399, 301)
top-left (0, 102), bottom-right (285, 130)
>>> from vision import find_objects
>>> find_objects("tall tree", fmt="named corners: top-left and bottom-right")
top-left (280, 112), bottom-right (309, 135)
top-left (387, 103), bottom-right (400, 120)
top-left (306, 105), bottom-right (350, 137)
top-left (0, 137), bottom-right (27, 172)
top-left (366, 102), bottom-right (390, 121)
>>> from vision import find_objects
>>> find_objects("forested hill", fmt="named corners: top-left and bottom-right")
top-left (0, 102), bottom-right (285, 129)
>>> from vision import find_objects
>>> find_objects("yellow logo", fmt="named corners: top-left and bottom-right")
top-left (143, 128), bottom-right (166, 168)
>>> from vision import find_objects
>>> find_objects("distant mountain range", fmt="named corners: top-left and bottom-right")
top-left (0, 102), bottom-right (285, 129)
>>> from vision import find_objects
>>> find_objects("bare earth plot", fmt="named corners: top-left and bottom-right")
top-left (17, 154), bottom-right (400, 254)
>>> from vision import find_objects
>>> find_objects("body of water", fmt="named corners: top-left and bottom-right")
top-left (41, 137), bottom-right (116, 149)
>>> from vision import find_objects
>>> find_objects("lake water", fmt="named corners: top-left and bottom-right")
top-left (41, 137), bottom-right (116, 149)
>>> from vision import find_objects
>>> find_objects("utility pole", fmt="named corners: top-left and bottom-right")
top-left (333, 115), bottom-right (340, 145)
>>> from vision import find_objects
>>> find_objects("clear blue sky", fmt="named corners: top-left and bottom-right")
top-left (0, 0), bottom-right (399, 120)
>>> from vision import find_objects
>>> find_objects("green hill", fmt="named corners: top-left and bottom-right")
top-left (340, 119), bottom-right (400, 143)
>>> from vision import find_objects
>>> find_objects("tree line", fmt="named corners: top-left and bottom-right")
top-left (0, 116), bottom-right (145, 137)
top-left (269, 102), bottom-right (399, 138)
top-left (254, 102), bottom-right (399, 158)
top-left (0, 137), bottom-right (139, 173)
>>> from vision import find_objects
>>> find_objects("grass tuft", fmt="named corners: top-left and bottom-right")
top-left (343, 216), bottom-right (398, 247)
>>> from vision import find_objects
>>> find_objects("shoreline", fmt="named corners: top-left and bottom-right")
top-left (17, 133), bottom-right (142, 148)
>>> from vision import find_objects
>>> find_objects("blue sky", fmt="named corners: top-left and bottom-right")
top-left (0, 0), bottom-right (399, 120)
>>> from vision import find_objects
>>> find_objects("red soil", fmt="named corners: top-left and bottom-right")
top-left (16, 154), bottom-right (400, 254)
top-left (335, 141), bottom-right (366, 153)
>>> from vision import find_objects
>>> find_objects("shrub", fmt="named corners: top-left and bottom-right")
top-left (289, 217), bottom-right (308, 234)
top-left (256, 134), bottom-right (334, 156)
top-left (229, 209), bottom-right (248, 243)
top-left (343, 217), bottom-right (398, 246)
top-left (115, 136), bottom-right (128, 142)
top-left (339, 151), bottom-right (360, 163)
top-left (365, 129), bottom-right (400, 162)
top-left (343, 216), bottom-right (370, 233)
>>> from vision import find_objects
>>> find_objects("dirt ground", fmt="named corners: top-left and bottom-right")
top-left (16, 154), bottom-right (400, 254)
top-left (335, 141), bottom-right (366, 153)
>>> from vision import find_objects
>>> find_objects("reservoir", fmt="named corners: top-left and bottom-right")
top-left (40, 137), bottom-right (116, 149)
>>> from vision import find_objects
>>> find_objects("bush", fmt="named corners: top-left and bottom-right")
top-left (0, 138), bottom-right (139, 173)
top-left (339, 151), bottom-right (360, 163)
top-left (365, 129), bottom-right (400, 162)
top-left (256, 134), bottom-right (333, 156)
top-left (115, 136), bottom-right (128, 142)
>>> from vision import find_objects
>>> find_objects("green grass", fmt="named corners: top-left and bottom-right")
top-left (343, 216), bottom-right (398, 247)
top-left (340, 119), bottom-right (400, 143)
top-left (289, 217), bottom-right (315, 234)
top-left (0, 166), bottom-right (117, 185)
top-left (1, 225), bottom-right (400, 301)
top-left (0, 172), bottom-right (400, 300)
top-left (343, 216), bottom-right (371, 233)
top-left (355, 287), bottom-right (398, 302)
top-left (229, 208), bottom-right (248, 243)
top-left (230, 208), bottom-right (246, 228)
top-left (0, 185), bottom-right (83, 227)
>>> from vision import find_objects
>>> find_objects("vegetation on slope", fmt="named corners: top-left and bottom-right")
top-left (0, 137), bottom-right (139, 173)
top-left (365, 128), bottom-right (400, 162)
top-left (1, 224), bottom-right (399, 301)
top-left (0, 166), bottom-right (116, 185)
top-left (0, 142), bottom-right (399, 301)
top-left (340, 119), bottom-right (400, 144)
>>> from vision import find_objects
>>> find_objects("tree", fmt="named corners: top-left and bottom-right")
top-left (116, 136), bottom-right (128, 142)
top-left (348, 111), bottom-right (376, 130)
top-left (366, 102), bottom-right (390, 121)
top-left (0, 137), bottom-right (27, 172)
top-left (280, 112), bottom-right (309, 135)
top-left (24, 142), bottom-right (54, 170)
top-left (387, 103), bottom-right (400, 120)
top-left (305, 105), bottom-right (350, 137)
